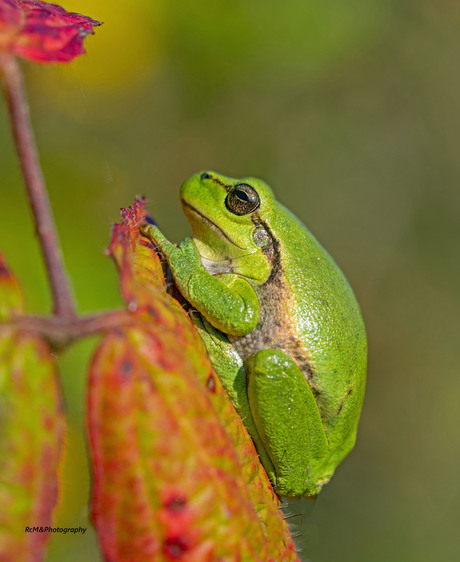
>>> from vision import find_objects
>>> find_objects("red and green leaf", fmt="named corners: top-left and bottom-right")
top-left (0, 255), bottom-right (65, 562)
top-left (89, 329), bottom-right (275, 561)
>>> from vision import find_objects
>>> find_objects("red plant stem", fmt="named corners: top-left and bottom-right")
top-left (0, 53), bottom-right (76, 319)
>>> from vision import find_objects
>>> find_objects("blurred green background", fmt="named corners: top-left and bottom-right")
top-left (1, 1), bottom-right (460, 560)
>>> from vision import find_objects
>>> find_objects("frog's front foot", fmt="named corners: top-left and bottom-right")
top-left (140, 223), bottom-right (166, 247)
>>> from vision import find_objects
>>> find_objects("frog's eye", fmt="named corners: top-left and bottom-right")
top-left (225, 184), bottom-right (260, 215)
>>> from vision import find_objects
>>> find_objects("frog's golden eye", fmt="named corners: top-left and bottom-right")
top-left (225, 184), bottom-right (260, 216)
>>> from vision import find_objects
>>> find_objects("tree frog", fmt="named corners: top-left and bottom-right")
top-left (142, 171), bottom-right (367, 499)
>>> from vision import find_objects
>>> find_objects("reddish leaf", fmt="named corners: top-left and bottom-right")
top-left (0, 0), bottom-right (101, 63)
top-left (88, 328), bottom-right (279, 561)
top-left (0, 1), bottom-right (22, 35)
top-left (89, 200), bottom-right (300, 560)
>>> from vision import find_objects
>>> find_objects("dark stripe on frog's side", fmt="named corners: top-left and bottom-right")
top-left (229, 214), bottom-right (320, 396)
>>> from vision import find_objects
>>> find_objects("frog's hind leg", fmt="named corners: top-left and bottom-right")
top-left (245, 349), bottom-right (330, 498)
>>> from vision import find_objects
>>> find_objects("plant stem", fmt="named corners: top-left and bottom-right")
top-left (0, 53), bottom-right (76, 319)
top-left (3, 310), bottom-right (136, 350)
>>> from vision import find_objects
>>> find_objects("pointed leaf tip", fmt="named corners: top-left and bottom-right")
top-left (108, 197), bottom-right (167, 308)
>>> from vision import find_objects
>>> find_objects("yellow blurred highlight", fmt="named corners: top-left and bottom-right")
top-left (39, 0), bottom-right (166, 97)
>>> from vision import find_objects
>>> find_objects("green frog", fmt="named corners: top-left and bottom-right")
top-left (142, 171), bottom-right (367, 498)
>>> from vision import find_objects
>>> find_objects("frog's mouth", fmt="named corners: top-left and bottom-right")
top-left (181, 201), bottom-right (245, 250)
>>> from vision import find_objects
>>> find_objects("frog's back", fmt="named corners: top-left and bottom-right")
top-left (259, 203), bottom-right (366, 456)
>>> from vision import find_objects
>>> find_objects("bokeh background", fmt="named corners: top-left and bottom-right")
top-left (1, 1), bottom-right (459, 560)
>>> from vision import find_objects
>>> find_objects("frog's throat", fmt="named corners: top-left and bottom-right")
top-left (182, 201), bottom-right (245, 250)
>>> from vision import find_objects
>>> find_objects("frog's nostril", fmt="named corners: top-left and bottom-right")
top-left (201, 172), bottom-right (212, 181)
